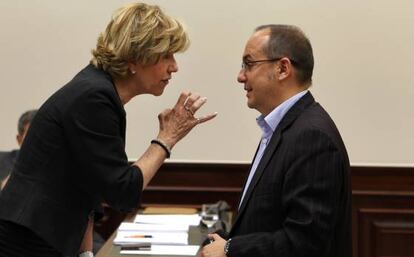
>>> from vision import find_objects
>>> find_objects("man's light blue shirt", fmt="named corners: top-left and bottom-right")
top-left (239, 90), bottom-right (308, 208)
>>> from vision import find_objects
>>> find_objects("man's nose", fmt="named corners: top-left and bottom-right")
top-left (237, 69), bottom-right (247, 83)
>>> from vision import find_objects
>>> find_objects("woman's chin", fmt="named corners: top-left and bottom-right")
top-left (153, 89), bottom-right (165, 96)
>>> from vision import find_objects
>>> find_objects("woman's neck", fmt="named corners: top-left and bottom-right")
top-left (113, 78), bottom-right (137, 105)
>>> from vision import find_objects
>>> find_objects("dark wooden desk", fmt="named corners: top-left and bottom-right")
top-left (96, 225), bottom-right (208, 257)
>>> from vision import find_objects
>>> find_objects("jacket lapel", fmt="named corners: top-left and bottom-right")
top-left (231, 92), bottom-right (315, 233)
top-left (235, 142), bottom-right (260, 209)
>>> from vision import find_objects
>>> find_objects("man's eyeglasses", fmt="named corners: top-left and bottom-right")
top-left (241, 57), bottom-right (282, 71)
top-left (241, 57), bottom-right (297, 71)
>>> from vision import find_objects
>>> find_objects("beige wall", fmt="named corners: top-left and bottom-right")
top-left (0, 0), bottom-right (413, 165)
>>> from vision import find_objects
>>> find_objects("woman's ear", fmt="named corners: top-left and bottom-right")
top-left (127, 61), bottom-right (137, 74)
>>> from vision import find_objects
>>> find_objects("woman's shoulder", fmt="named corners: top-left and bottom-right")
top-left (40, 64), bottom-right (122, 119)
top-left (71, 64), bottom-right (114, 93)
top-left (51, 64), bottom-right (119, 106)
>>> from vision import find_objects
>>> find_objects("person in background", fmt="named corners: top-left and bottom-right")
top-left (0, 3), bottom-right (216, 257)
top-left (0, 109), bottom-right (107, 255)
top-left (200, 24), bottom-right (351, 257)
top-left (0, 109), bottom-right (37, 190)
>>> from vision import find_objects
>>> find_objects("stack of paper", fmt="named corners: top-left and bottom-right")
top-left (120, 245), bottom-right (200, 256)
top-left (114, 214), bottom-right (202, 256)
top-left (134, 214), bottom-right (201, 226)
top-left (118, 222), bottom-right (189, 233)
top-left (114, 231), bottom-right (188, 245)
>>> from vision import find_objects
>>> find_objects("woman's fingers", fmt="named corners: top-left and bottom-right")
top-left (179, 92), bottom-right (216, 124)
top-left (175, 91), bottom-right (191, 106)
top-left (175, 91), bottom-right (201, 110)
top-left (186, 95), bottom-right (217, 125)
top-left (157, 91), bottom-right (217, 147)
top-left (195, 112), bottom-right (218, 125)
top-left (191, 97), bottom-right (207, 114)
top-left (183, 93), bottom-right (201, 114)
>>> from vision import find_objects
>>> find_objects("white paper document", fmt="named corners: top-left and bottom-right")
top-left (114, 231), bottom-right (188, 245)
top-left (118, 222), bottom-right (189, 233)
top-left (120, 245), bottom-right (200, 256)
top-left (134, 214), bottom-right (201, 226)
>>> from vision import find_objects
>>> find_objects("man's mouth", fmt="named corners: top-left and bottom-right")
top-left (245, 86), bottom-right (252, 96)
top-left (161, 78), bottom-right (171, 84)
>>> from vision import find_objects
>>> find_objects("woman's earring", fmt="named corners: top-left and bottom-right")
top-left (131, 70), bottom-right (136, 74)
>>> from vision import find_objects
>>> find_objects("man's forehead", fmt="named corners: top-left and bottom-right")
top-left (243, 31), bottom-right (270, 59)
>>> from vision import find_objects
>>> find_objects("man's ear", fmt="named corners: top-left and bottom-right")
top-left (17, 123), bottom-right (30, 147)
top-left (16, 134), bottom-right (23, 147)
top-left (276, 58), bottom-right (292, 80)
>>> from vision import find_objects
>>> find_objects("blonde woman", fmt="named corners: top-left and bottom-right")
top-left (0, 3), bottom-right (216, 257)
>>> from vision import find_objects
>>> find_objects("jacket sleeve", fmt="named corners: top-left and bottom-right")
top-left (228, 129), bottom-right (347, 257)
top-left (63, 87), bottom-right (143, 212)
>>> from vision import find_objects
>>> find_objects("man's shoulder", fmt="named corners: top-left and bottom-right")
top-left (294, 102), bottom-right (334, 128)
top-left (282, 102), bottom-right (342, 142)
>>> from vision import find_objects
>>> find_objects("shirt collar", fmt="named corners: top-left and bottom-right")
top-left (256, 90), bottom-right (308, 139)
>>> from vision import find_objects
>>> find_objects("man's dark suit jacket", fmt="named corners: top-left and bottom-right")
top-left (0, 150), bottom-right (18, 182)
top-left (228, 92), bottom-right (352, 257)
top-left (0, 64), bottom-right (143, 256)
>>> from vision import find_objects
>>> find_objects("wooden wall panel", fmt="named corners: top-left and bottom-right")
top-left (374, 221), bottom-right (414, 257)
top-left (141, 162), bottom-right (249, 210)
top-left (352, 166), bottom-right (414, 257)
top-left (356, 208), bottom-right (414, 257)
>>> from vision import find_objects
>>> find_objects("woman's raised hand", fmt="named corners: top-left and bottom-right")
top-left (157, 91), bottom-right (217, 148)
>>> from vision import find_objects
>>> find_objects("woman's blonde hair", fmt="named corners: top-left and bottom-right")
top-left (91, 2), bottom-right (189, 79)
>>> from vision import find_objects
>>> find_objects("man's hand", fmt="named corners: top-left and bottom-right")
top-left (199, 233), bottom-right (227, 257)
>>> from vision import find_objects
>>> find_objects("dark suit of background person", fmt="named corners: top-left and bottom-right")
top-left (0, 109), bottom-right (37, 191)
top-left (0, 109), bottom-right (105, 255)
top-left (0, 150), bottom-right (18, 184)
top-left (200, 25), bottom-right (351, 257)
top-left (0, 3), bottom-right (216, 257)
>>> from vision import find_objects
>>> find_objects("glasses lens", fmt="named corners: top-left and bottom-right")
top-left (241, 61), bottom-right (251, 71)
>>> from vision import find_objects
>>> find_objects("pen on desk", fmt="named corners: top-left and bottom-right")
top-left (125, 234), bottom-right (153, 238)
top-left (121, 246), bottom-right (152, 251)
